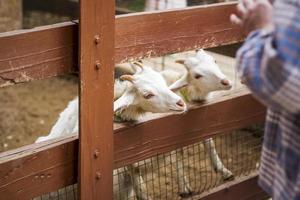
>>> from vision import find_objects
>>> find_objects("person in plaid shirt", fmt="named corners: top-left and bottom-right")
top-left (230, 0), bottom-right (300, 199)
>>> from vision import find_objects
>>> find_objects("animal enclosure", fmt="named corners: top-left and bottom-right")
top-left (0, 1), bottom-right (268, 200)
top-left (31, 128), bottom-right (264, 200)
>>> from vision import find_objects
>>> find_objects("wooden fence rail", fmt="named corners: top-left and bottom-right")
top-left (198, 172), bottom-right (268, 200)
top-left (0, 2), bottom-right (242, 87)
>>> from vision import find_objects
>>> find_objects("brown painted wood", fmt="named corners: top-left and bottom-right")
top-left (197, 172), bottom-right (269, 200)
top-left (115, 2), bottom-right (243, 63)
top-left (0, 135), bottom-right (78, 199)
top-left (0, 22), bottom-right (78, 87)
top-left (0, 89), bottom-right (266, 198)
top-left (79, 0), bottom-right (115, 199)
top-left (0, 2), bottom-right (242, 87)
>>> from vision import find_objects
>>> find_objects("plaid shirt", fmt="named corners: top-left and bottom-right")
top-left (236, 1), bottom-right (300, 199)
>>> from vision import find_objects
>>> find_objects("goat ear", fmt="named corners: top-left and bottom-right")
top-left (196, 49), bottom-right (214, 61)
top-left (195, 49), bottom-right (206, 59)
top-left (114, 93), bottom-right (135, 113)
top-left (175, 59), bottom-right (185, 65)
top-left (176, 58), bottom-right (198, 69)
top-left (120, 75), bottom-right (135, 83)
top-left (168, 72), bottom-right (189, 91)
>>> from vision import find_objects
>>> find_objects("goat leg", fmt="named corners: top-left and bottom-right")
top-left (174, 149), bottom-right (195, 197)
top-left (203, 138), bottom-right (234, 180)
top-left (114, 168), bottom-right (134, 200)
top-left (126, 164), bottom-right (151, 200)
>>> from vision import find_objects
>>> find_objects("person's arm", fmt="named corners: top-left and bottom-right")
top-left (232, 0), bottom-right (300, 113)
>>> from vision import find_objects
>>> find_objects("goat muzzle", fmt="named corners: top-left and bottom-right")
top-left (176, 100), bottom-right (185, 107)
top-left (220, 79), bottom-right (230, 86)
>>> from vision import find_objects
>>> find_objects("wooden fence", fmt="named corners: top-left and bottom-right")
top-left (0, 1), bottom-right (268, 199)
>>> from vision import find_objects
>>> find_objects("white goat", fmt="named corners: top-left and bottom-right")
top-left (36, 62), bottom-right (187, 200)
top-left (114, 62), bottom-right (187, 121)
top-left (163, 49), bottom-right (232, 101)
top-left (160, 50), bottom-right (234, 197)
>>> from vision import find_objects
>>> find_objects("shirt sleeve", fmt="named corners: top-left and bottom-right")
top-left (236, 1), bottom-right (300, 114)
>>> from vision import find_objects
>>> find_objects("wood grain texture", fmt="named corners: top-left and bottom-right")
top-left (79, 0), bottom-right (115, 199)
top-left (0, 135), bottom-right (78, 199)
top-left (0, 89), bottom-right (266, 198)
top-left (115, 2), bottom-right (243, 63)
top-left (0, 22), bottom-right (78, 87)
top-left (0, 2), bottom-right (242, 87)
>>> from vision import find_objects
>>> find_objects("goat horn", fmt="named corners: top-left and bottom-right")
top-left (133, 62), bottom-right (144, 69)
top-left (175, 59), bottom-right (185, 65)
top-left (120, 75), bottom-right (135, 82)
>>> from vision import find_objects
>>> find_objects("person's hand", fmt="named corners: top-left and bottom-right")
top-left (230, 0), bottom-right (274, 35)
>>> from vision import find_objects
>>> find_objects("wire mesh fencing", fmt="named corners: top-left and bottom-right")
top-left (33, 125), bottom-right (263, 200)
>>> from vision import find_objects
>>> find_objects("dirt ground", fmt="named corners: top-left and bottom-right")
top-left (0, 75), bottom-right (78, 152)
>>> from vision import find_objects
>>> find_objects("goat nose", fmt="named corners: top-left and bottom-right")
top-left (220, 79), bottom-right (230, 86)
top-left (176, 100), bottom-right (185, 107)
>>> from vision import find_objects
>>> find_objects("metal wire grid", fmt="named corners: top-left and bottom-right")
top-left (33, 125), bottom-right (263, 200)
top-left (115, 126), bottom-right (263, 200)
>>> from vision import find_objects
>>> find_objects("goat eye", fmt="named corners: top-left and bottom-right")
top-left (194, 74), bottom-right (203, 79)
top-left (143, 93), bottom-right (155, 99)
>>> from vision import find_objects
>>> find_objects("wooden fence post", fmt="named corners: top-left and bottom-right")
top-left (79, 0), bottom-right (115, 199)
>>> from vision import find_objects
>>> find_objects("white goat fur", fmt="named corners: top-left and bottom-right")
top-left (35, 98), bottom-right (79, 143)
top-left (114, 64), bottom-right (187, 121)
top-left (163, 49), bottom-right (232, 101)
